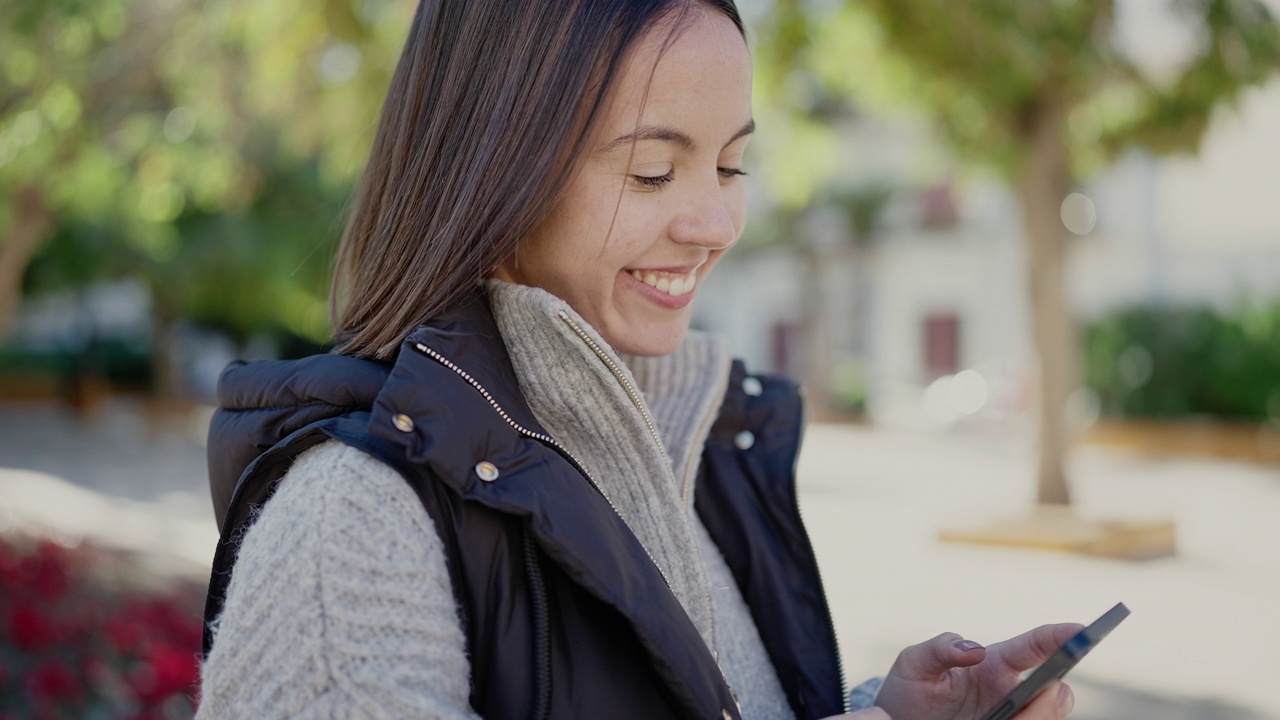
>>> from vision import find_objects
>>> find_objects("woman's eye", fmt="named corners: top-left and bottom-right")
top-left (633, 171), bottom-right (674, 188)
top-left (631, 167), bottom-right (746, 188)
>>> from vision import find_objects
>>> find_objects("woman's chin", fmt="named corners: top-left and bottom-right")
top-left (603, 322), bottom-right (689, 357)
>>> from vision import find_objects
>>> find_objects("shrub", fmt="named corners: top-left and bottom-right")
top-left (1084, 301), bottom-right (1280, 421)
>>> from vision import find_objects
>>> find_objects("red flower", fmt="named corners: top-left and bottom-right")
top-left (26, 659), bottom-right (81, 702)
top-left (105, 606), bottom-right (148, 652)
top-left (128, 645), bottom-right (199, 705)
top-left (147, 598), bottom-right (204, 649)
top-left (0, 539), bottom-right (21, 591)
top-left (58, 597), bottom-right (100, 646)
top-left (0, 532), bottom-right (204, 718)
top-left (20, 541), bottom-right (72, 601)
top-left (7, 603), bottom-right (56, 651)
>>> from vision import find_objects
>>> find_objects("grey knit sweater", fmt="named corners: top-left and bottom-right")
top-left (197, 284), bottom-right (796, 718)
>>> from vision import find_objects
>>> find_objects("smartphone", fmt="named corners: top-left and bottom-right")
top-left (979, 602), bottom-right (1130, 720)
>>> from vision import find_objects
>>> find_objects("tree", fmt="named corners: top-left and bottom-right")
top-left (760, 0), bottom-right (1280, 504)
top-left (0, 0), bottom-right (412, 385)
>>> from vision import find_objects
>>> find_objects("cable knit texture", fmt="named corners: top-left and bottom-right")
top-left (487, 281), bottom-right (719, 647)
top-left (196, 442), bottom-right (480, 720)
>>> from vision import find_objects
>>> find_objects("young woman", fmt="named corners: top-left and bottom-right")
top-left (198, 2), bottom-right (1080, 718)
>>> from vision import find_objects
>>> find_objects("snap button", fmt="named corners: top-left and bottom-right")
top-left (474, 461), bottom-right (500, 482)
top-left (722, 710), bottom-right (733, 720)
top-left (742, 376), bottom-right (763, 397)
top-left (392, 414), bottom-right (415, 433)
top-left (733, 430), bottom-right (755, 450)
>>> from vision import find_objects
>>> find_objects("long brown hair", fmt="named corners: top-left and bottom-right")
top-left (332, 0), bottom-right (744, 359)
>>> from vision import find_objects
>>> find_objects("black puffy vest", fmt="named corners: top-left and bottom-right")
top-left (204, 295), bottom-right (844, 720)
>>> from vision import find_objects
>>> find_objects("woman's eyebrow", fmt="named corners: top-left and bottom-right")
top-left (727, 119), bottom-right (755, 146)
top-left (596, 119), bottom-right (755, 155)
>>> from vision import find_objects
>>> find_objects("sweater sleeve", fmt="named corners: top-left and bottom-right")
top-left (197, 440), bottom-right (481, 720)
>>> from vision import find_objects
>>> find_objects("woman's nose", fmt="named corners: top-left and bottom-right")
top-left (668, 185), bottom-right (738, 251)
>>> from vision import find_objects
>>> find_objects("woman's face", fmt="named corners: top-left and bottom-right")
top-left (496, 10), bottom-right (753, 356)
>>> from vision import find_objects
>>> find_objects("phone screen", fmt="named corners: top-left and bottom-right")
top-left (979, 602), bottom-right (1130, 720)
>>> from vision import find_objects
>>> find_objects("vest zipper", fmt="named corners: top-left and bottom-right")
top-left (790, 405), bottom-right (848, 710)
top-left (410, 341), bottom-right (676, 593)
top-left (554, 313), bottom-right (725, 691)
top-left (523, 527), bottom-right (552, 720)
top-left (556, 312), bottom-right (667, 457)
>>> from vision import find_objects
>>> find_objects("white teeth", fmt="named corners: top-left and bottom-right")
top-left (630, 269), bottom-right (697, 297)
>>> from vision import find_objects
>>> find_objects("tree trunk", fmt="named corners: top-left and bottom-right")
top-left (799, 243), bottom-right (834, 420)
top-left (150, 299), bottom-right (185, 400)
top-left (1017, 96), bottom-right (1076, 506)
top-left (0, 187), bottom-right (51, 342)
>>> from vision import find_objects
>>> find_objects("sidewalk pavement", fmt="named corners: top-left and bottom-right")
top-left (798, 424), bottom-right (1280, 720)
top-left (2, 399), bottom-right (1277, 718)
top-left (0, 399), bottom-right (215, 579)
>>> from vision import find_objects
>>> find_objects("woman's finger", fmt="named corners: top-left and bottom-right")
top-left (1014, 680), bottom-right (1074, 718)
top-left (990, 623), bottom-right (1082, 672)
top-left (892, 632), bottom-right (988, 681)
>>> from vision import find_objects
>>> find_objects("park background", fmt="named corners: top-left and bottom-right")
top-left (1, 0), bottom-right (1278, 718)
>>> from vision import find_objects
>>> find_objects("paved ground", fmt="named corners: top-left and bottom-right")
top-left (798, 425), bottom-right (1280, 720)
top-left (0, 399), bottom-right (215, 578)
top-left (2, 398), bottom-right (1277, 719)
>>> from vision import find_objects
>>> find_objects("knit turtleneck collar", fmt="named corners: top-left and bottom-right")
top-left (485, 280), bottom-right (732, 649)
top-left (620, 339), bottom-right (733, 504)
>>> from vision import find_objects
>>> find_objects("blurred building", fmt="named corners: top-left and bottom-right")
top-left (698, 75), bottom-right (1280, 427)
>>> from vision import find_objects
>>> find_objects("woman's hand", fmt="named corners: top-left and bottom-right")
top-left (873, 624), bottom-right (1083, 720)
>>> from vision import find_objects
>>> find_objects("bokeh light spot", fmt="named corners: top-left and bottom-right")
top-left (139, 183), bottom-right (185, 224)
top-left (319, 43), bottom-right (361, 85)
top-left (1117, 344), bottom-right (1154, 389)
top-left (163, 107), bottom-right (197, 144)
top-left (1061, 192), bottom-right (1097, 235)
top-left (12, 111), bottom-right (43, 147)
top-left (948, 369), bottom-right (989, 415)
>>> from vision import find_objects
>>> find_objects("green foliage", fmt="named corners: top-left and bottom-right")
top-left (1085, 301), bottom-right (1280, 420)
top-left (3, 0), bottom-right (242, 238)
top-left (171, 158), bottom-right (343, 345)
top-left (1, 0), bottom-right (413, 346)
top-left (0, 338), bottom-right (151, 389)
top-left (829, 181), bottom-right (895, 244)
top-left (830, 356), bottom-right (869, 415)
top-left (749, 2), bottom-right (847, 209)
top-left (1104, 0), bottom-right (1280, 155)
top-left (762, 0), bottom-right (1280, 180)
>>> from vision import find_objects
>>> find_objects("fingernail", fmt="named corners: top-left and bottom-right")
top-left (952, 639), bottom-right (984, 652)
top-left (1057, 683), bottom-right (1074, 713)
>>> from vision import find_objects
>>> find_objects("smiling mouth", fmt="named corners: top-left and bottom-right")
top-left (628, 268), bottom-right (697, 297)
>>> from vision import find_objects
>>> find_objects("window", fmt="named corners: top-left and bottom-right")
top-left (923, 313), bottom-right (960, 379)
